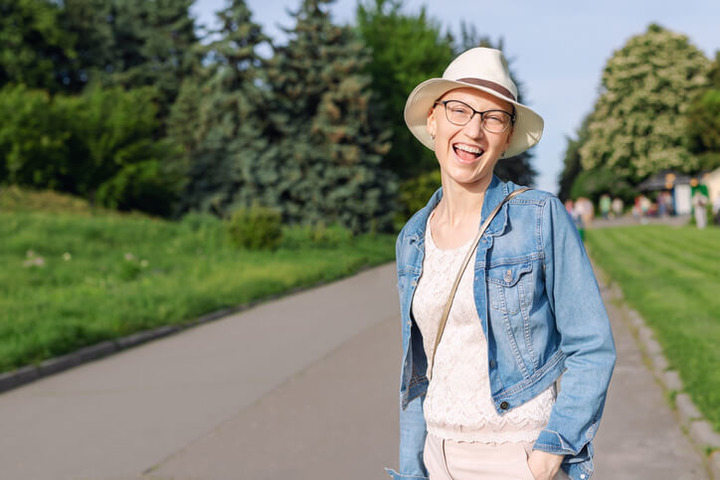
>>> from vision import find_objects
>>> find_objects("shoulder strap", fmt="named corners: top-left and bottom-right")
top-left (427, 187), bottom-right (532, 379)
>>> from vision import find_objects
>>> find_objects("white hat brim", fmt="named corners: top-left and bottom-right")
top-left (403, 78), bottom-right (544, 158)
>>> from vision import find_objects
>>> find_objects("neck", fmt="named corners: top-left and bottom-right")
top-left (436, 175), bottom-right (493, 227)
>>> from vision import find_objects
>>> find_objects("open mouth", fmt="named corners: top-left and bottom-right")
top-left (453, 143), bottom-right (484, 163)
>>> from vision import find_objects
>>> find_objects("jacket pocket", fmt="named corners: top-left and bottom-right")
top-left (487, 261), bottom-right (533, 315)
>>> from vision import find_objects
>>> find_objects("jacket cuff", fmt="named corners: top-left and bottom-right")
top-left (533, 429), bottom-right (580, 455)
top-left (385, 468), bottom-right (429, 479)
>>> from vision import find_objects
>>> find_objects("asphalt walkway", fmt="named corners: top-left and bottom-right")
top-left (0, 262), bottom-right (710, 479)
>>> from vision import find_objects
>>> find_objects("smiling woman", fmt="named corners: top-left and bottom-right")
top-left (388, 48), bottom-right (616, 480)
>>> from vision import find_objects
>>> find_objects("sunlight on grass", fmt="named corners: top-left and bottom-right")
top-left (0, 195), bottom-right (395, 373)
top-left (586, 225), bottom-right (720, 432)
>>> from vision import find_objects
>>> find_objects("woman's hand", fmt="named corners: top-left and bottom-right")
top-left (527, 450), bottom-right (564, 480)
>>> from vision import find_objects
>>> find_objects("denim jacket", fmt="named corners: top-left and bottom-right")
top-left (386, 177), bottom-right (616, 480)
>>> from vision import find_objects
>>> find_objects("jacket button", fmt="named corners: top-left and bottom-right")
top-left (504, 270), bottom-right (513, 282)
top-left (500, 401), bottom-right (509, 410)
top-left (489, 359), bottom-right (496, 369)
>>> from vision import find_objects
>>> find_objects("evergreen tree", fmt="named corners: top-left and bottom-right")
top-left (356, 0), bottom-right (454, 179)
top-left (56, 0), bottom-right (116, 92)
top-left (168, 0), bottom-right (271, 215)
top-left (265, 0), bottom-right (396, 232)
top-left (578, 24), bottom-right (710, 182)
top-left (0, 0), bottom-right (75, 92)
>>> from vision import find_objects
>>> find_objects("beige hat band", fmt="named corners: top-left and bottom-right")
top-left (457, 77), bottom-right (516, 102)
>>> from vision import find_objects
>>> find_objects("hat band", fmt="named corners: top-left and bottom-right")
top-left (457, 78), bottom-right (516, 102)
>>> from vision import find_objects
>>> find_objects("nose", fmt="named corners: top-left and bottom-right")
top-left (463, 113), bottom-right (485, 138)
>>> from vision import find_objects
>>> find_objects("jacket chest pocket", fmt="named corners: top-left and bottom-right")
top-left (487, 261), bottom-right (534, 315)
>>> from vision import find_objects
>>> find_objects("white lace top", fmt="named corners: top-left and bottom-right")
top-left (412, 216), bottom-right (556, 443)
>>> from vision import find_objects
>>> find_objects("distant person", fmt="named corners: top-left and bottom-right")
top-left (713, 193), bottom-right (720, 226)
top-left (692, 190), bottom-right (708, 229)
top-left (390, 47), bottom-right (616, 480)
top-left (574, 197), bottom-right (594, 228)
top-left (599, 194), bottom-right (611, 220)
top-left (611, 197), bottom-right (624, 219)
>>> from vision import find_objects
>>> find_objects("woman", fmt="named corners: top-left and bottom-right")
top-left (387, 48), bottom-right (616, 480)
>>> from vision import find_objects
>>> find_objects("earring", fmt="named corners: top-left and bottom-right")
top-left (430, 133), bottom-right (436, 140)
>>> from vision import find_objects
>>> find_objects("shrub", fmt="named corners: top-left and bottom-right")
top-left (281, 222), bottom-right (353, 249)
top-left (225, 205), bottom-right (283, 250)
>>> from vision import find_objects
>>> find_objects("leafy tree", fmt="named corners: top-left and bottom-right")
top-left (686, 51), bottom-right (720, 171)
top-left (265, 0), bottom-right (397, 232)
top-left (579, 24), bottom-right (710, 182)
top-left (0, 85), bottom-right (71, 186)
top-left (0, 0), bottom-right (76, 92)
top-left (356, 0), bottom-right (454, 179)
top-left (0, 84), bottom-right (181, 215)
top-left (169, 0), bottom-right (272, 216)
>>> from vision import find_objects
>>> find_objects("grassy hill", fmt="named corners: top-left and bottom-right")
top-left (0, 187), bottom-right (395, 373)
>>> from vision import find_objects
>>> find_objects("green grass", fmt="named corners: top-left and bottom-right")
top-left (0, 189), bottom-right (396, 373)
top-left (585, 225), bottom-right (720, 432)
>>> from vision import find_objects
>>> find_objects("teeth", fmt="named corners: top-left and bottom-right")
top-left (455, 144), bottom-right (483, 154)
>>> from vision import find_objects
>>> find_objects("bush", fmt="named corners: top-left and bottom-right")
top-left (281, 222), bottom-right (353, 249)
top-left (396, 170), bottom-right (441, 225)
top-left (225, 205), bottom-right (283, 250)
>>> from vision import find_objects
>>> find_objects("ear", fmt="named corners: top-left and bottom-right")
top-left (426, 106), bottom-right (437, 140)
top-left (504, 126), bottom-right (514, 150)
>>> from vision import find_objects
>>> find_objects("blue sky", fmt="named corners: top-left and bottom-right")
top-left (191, 0), bottom-right (720, 193)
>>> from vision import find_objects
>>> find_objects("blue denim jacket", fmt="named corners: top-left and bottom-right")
top-left (387, 177), bottom-right (616, 480)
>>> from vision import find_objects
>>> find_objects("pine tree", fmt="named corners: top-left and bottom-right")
top-left (264, 0), bottom-right (396, 232)
top-left (169, 0), bottom-right (272, 215)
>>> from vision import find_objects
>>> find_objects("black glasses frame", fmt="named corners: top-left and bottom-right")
top-left (434, 100), bottom-right (516, 133)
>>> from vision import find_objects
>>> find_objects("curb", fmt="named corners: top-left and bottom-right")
top-left (615, 295), bottom-right (720, 479)
top-left (0, 309), bottom-right (229, 395)
top-left (0, 266), bottom-right (382, 396)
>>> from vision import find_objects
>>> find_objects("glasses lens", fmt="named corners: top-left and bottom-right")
top-left (482, 111), bottom-right (512, 133)
top-left (444, 101), bottom-right (473, 125)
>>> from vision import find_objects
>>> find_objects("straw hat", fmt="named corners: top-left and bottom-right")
top-left (404, 47), bottom-right (544, 158)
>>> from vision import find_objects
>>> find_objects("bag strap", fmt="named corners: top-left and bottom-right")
top-left (427, 187), bottom-right (532, 379)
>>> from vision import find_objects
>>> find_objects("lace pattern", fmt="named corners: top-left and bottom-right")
top-left (412, 216), bottom-right (555, 443)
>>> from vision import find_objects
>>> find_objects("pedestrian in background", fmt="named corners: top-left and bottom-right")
top-left (389, 48), bottom-right (616, 480)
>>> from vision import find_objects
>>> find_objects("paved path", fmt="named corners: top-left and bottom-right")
top-left (0, 263), bottom-right (710, 479)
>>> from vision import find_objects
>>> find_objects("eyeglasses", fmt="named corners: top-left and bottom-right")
top-left (434, 100), bottom-right (515, 133)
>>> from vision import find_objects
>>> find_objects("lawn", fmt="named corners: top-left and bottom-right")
top-left (585, 224), bottom-right (720, 432)
top-left (0, 188), bottom-right (396, 373)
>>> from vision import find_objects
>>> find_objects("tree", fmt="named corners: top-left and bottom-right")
top-left (168, 0), bottom-right (272, 216)
top-left (107, 0), bottom-right (199, 119)
top-left (264, 0), bottom-right (396, 231)
top-left (579, 24), bottom-right (710, 182)
top-left (0, 0), bottom-right (76, 92)
top-left (356, 0), bottom-right (454, 179)
top-left (686, 51), bottom-right (720, 171)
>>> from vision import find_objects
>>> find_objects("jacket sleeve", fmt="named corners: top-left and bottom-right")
top-left (534, 197), bottom-right (616, 469)
top-left (386, 393), bottom-right (429, 479)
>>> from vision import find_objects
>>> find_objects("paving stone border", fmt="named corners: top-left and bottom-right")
top-left (608, 280), bottom-right (720, 479)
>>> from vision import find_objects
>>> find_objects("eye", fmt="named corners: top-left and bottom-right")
top-left (485, 113), bottom-right (507, 125)
top-left (450, 104), bottom-right (471, 115)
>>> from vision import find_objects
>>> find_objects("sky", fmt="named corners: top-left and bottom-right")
top-left (190, 0), bottom-right (720, 193)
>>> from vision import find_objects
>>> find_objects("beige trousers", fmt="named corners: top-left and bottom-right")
top-left (423, 433), bottom-right (570, 480)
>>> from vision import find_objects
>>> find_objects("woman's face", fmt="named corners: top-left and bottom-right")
top-left (427, 87), bottom-right (514, 191)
